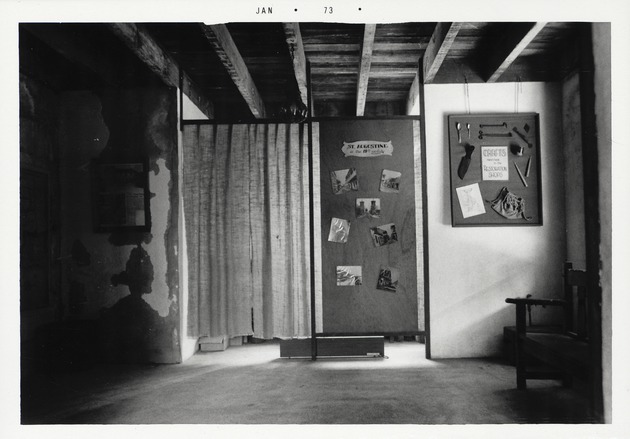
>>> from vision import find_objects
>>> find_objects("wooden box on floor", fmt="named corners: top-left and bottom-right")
top-left (199, 336), bottom-right (228, 352)
top-left (280, 336), bottom-right (385, 358)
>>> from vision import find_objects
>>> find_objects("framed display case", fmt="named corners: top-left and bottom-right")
top-left (448, 113), bottom-right (542, 226)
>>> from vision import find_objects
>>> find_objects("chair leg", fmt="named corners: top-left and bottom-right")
top-left (515, 303), bottom-right (527, 390)
top-left (515, 343), bottom-right (527, 389)
top-left (562, 373), bottom-right (573, 388)
top-left (516, 361), bottom-right (527, 389)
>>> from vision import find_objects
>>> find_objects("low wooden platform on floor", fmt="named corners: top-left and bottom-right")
top-left (279, 336), bottom-right (385, 358)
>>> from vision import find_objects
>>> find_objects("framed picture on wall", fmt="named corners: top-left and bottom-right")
top-left (92, 160), bottom-right (151, 232)
top-left (448, 113), bottom-right (542, 226)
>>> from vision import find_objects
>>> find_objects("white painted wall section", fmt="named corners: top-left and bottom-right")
top-left (425, 82), bottom-right (566, 358)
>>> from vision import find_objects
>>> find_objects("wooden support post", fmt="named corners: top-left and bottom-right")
top-left (578, 22), bottom-right (604, 422)
top-left (417, 59), bottom-right (431, 359)
top-left (307, 61), bottom-right (317, 361)
top-left (406, 73), bottom-right (420, 115)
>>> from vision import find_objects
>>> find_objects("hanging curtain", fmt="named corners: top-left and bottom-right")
top-left (182, 124), bottom-right (311, 339)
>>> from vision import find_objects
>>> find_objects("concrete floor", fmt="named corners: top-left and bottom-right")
top-left (21, 340), bottom-right (596, 425)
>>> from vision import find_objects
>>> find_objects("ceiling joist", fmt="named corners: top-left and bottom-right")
top-left (406, 72), bottom-right (420, 115)
top-left (108, 23), bottom-right (214, 119)
top-left (282, 23), bottom-right (308, 106)
top-left (103, 22), bottom-right (577, 119)
top-left (423, 22), bottom-right (463, 84)
top-left (200, 24), bottom-right (267, 118)
top-left (356, 24), bottom-right (377, 116)
top-left (485, 22), bottom-right (548, 83)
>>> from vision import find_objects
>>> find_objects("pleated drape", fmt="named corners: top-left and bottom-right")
top-left (183, 124), bottom-right (311, 339)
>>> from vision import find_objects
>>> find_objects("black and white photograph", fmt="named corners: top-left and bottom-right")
top-left (376, 266), bottom-right (399, 292)
top-left (369, 223), bottom-right (399, 247)
top-left (5, 0), bottom-right (627, 437)
top-left (336, 265), bottom-right (363, 286)
top-left (380, 169), bottom-right (402, 193)
top-left (355, 197), bottom-right (381, 219)
top-left (330, 168), bottom-right (359, 194)
top-left (327, 217), bottom-right (351, 243)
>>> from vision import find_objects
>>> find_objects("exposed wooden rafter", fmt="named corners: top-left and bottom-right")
top-left (108, 23), bottom-right (214, 119)
top-left (23, 24), bottom-right (120, 86)
top-left (356, 24), bottom-right (376, 116)
top-left (423, 22), bottom-right (462, 84)
top-left (282, 23), bottom-right (308, 106)
top-left (485, 22), bottom-right (548, 83)
top-left (200, 24), bottom-right (267, 118)
top-left (406, 72), bottom-right (420, 115)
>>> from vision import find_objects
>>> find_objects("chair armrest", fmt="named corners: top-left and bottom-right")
top-left (505, 297), bottom-right (566, 307)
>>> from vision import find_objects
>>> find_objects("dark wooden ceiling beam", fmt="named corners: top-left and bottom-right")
top-left (484, 22), bottom-right (548, 83)
top-left (423, 22), bottom-right (463, 84)
top-left (108, 23), bottom-right (214, 119)
top-left (356, 24), bottom-right (377, 116)
top-left (199, 24), bottom-right (267, 118)
top-left (22, 24), bottom-right (118, 86)
top-left (282, 23), bottom-right (308, 106)
top-left (405, 22), bottom-right (461, 114)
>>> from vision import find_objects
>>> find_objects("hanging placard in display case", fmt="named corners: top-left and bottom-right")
top-left (448, 113), bottom-right (542, 226)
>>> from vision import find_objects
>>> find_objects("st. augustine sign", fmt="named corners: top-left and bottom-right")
top-left (341, 140), bottom-right (394, 157)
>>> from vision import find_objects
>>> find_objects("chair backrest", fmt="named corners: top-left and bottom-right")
top-left (563, 261), bottom-right (588, 339)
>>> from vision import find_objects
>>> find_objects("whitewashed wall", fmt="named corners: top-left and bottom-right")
top-left (424, 82), bottom-right (566, 358)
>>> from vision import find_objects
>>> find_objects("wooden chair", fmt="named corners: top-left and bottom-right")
top-left (505, 261), bottom-right (589, 389)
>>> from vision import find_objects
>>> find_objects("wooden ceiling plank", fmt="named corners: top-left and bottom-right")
top-left (373, 42), bottom-right (426, 51)
top-left (282, 23), bottom-right (308, 106)
top-left (485, 22), bottom-right (548, 83)
top-left (200, 24), bottom-right (267, 118)
top-left (356, 24), bottom-right (377, 116)
top-left (423, 22), bottom-right (463, 84)
top-left (304, 44), bottom-right (360, 52)
top-left (370, 70), bottom-right (418, 78)
top-left (108, 23), bottom-right (214, 119)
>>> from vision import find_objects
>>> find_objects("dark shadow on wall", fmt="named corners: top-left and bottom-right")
top-left (100, 244), bottom-right (177, 364)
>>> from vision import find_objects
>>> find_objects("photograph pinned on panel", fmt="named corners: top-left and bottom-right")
top-left (379, 169), bottom-right (401, 193)
top-left (330, 168), bottom-right (359, 194)
top-left (328, 217), bottom-right (351, 243)
top-left (356, 198), bottom-right (381, 219)
top-left (369, 223), bottom-right (398, 247)
top-left (336, 266), bottom-right (363, 286)
top-left (376, 266), bottom-right (399, 292)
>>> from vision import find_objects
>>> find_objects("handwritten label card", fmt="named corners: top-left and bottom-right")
top-left (342, 140), bottom-right (393, 157)
top-left (481, 146), bottom-right (509, 180)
